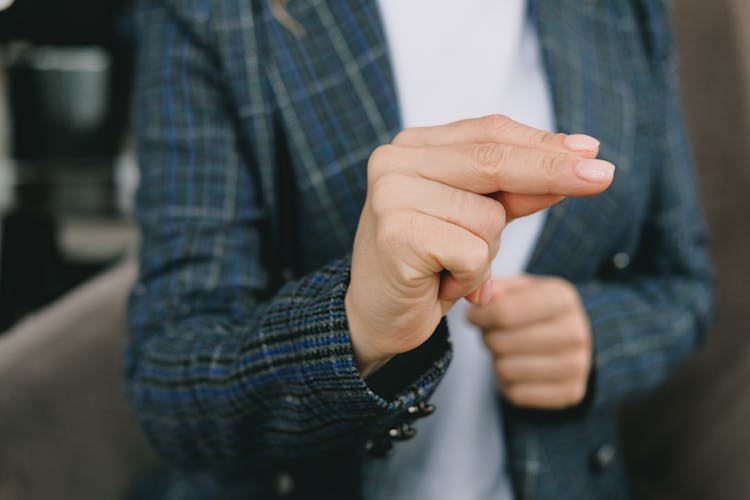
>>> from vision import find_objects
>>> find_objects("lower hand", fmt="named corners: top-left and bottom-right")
top-left (466, 274), bottom-right (593, 409)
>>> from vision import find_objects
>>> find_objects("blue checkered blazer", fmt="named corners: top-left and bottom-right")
top-left (125, 0), bottom-right (713, 498)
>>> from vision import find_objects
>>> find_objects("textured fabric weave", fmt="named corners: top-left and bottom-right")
top-left (126, 0), bottom-right (713, 499)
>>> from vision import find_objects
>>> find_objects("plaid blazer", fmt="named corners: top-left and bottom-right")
top-left (126, 0), bottom-right (713, 498)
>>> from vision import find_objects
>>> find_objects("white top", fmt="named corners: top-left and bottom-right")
top-left (364, 1), bottom-right (556, 499)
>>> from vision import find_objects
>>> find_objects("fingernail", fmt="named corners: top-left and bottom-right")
top-left (479, 280), bottom-right (493, 306)
top-left (575, 159), bottom-right (615, 183)
top-left (565, 134), bottom-right (600, 152)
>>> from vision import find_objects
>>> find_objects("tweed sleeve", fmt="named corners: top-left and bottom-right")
top-left (576, 23), bottom-right (713, 410)
top-left (124, 0), bottom-right (450, 466)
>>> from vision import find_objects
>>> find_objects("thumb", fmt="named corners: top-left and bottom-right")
top-left (494, 193), bottom-right (564, 221)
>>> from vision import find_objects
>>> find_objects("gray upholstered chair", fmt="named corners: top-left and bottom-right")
top-left (0, 262), bottom-right (158, 500)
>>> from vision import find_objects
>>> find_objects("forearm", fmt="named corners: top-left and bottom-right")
top-left (126, 255), bottom-right (451, 465)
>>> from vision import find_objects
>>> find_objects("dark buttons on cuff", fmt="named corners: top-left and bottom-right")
top-left (366, 403), bottom-right (431, 458)
top-left (590, 443), bottom-right (616, 472)
top-left (281, 267), bottom-right (295, 283)
top-left (274, 471), bottom-right (295, 497)
top-left (612, 252), bottom-right (630, 270)
top-left (365, 423), bottom-right (418, 457)
top-left (407, 401), bottom-right (436, 417)
top-left (388, 422), bottom-right (417, 441)
top-left (365, 435), bottom-right (393, 458)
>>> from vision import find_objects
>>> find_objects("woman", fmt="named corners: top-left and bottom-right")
top-left (126, 0), bottom-right (713, 498)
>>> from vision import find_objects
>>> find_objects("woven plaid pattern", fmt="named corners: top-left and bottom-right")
top-left (126, 0), bottom-right (713, 498)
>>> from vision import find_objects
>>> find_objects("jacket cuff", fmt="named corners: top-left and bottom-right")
top-left (292, 255), bottom-right (451, 419)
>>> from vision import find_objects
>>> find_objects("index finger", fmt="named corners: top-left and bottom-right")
top-left (376, 142), bottom-right (615, 198)
top-left (392, 114), bottom-right (600, 158)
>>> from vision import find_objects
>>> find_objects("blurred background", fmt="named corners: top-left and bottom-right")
top-left (0, 0), bottom-right (137, 330)
top-left (0, 0), bottom-right (748, 499)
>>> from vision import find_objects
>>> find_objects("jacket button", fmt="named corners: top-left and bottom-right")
top-left (407, 401), bottom-right (436, 417)
top-left (388, 422), bottom-right (417, 441)
top-left (275, 471), bottom-right (295, 497)
top-left (590, 444), bottom-right (616, 472)
top-left (612, 252), bottom-right (630, 270)
top-left (281, 267), bottom-right (295, 283)
top-left (365, 435), bottom-right (393, 458)
top-left (406, 401), bottom-right (435, 418)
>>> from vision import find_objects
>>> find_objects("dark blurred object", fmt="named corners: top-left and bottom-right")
top-left (7, 45), bottom-right (118, 160)
top-left (0, 0), bottom-right (130, 47)
top-left (0, 0), bottom-right (134, 331)
top-left (621, 1), bottom-right (750, 499)
top-left (0, 0), bottom-right (135, 159)
top-left (0, 210), bottom-right (120, 331)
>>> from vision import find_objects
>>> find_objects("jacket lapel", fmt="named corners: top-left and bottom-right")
top-left (269, 0), bottom-right (401, 156)
top-left (264, 0), bottom-right (401, 252)
top-left (526, 0), bottom-right (637, 277)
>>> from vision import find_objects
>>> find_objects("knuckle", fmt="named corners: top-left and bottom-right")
top-left (393, 258), bottom-right (421, 286)
top-left (568, 290), bottom-right (583, 311)
top-left (489, 198), bottom-right (508, 222)
top-left (481, 114), bottom-right (513, 134)
top-left (497, 335), bottom-right (518, 356)
top-left (539, 131), bottom-right (567, 148)
top-left (484, 199), bottom-right (507, 238)
top-left (543, 275), bottom-right (562, 289)
top-left (470, 198), bottom-right (506, 246)
top-left (482, 331), bottom-right (498, 351)
top-left (368, 180), bottom-right (390, 218)
top-left (568, 351), bottom-right (589, 376)
top-left (463, 238), bottom-right (491, 275)
top-left (557, 278), bottom-right (579, 303)
top-left (567, 382), bottom-right (587, 404)
top-left (549, 277), bottom-right (580, 311)
top-left (369, 173), bottom-right (404, 217)
top-left (469, 142), bottom-right (508, 175)
top-left (490, 335), bottom-right (510, 355)
top-left (368, 144), bottom-right (399, 180)
top-left (569, 323), bottom-right (590, 348)
top-left (539, 154), bottom-right (573, 192)
top-left (566, 327), bottom-right (584, 348)
top-left (374, 220), bottom-right (395, 251)
top-left (392, 129), bottom-right (413, 146)
top-left (538, 154), bottom-right (559, 189)
top-left (504, 384), bottom-right (523, 404)
top-left (452, 195), bottom-right (505, 246)
top-left (495, 360), bottom-right (512, 381)
top-left (560, 383), bottom-right (580, 404)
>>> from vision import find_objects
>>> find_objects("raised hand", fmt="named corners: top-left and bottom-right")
top-left (346, 115), bottom-right (611, 377)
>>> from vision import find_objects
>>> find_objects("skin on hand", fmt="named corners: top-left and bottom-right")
top-left (346, 115), bottom-right (613, 378)
top-left (466, 275), bottom-right (593, 410)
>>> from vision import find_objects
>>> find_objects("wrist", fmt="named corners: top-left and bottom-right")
top-left (344, 290), bottom-right (393, 378)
